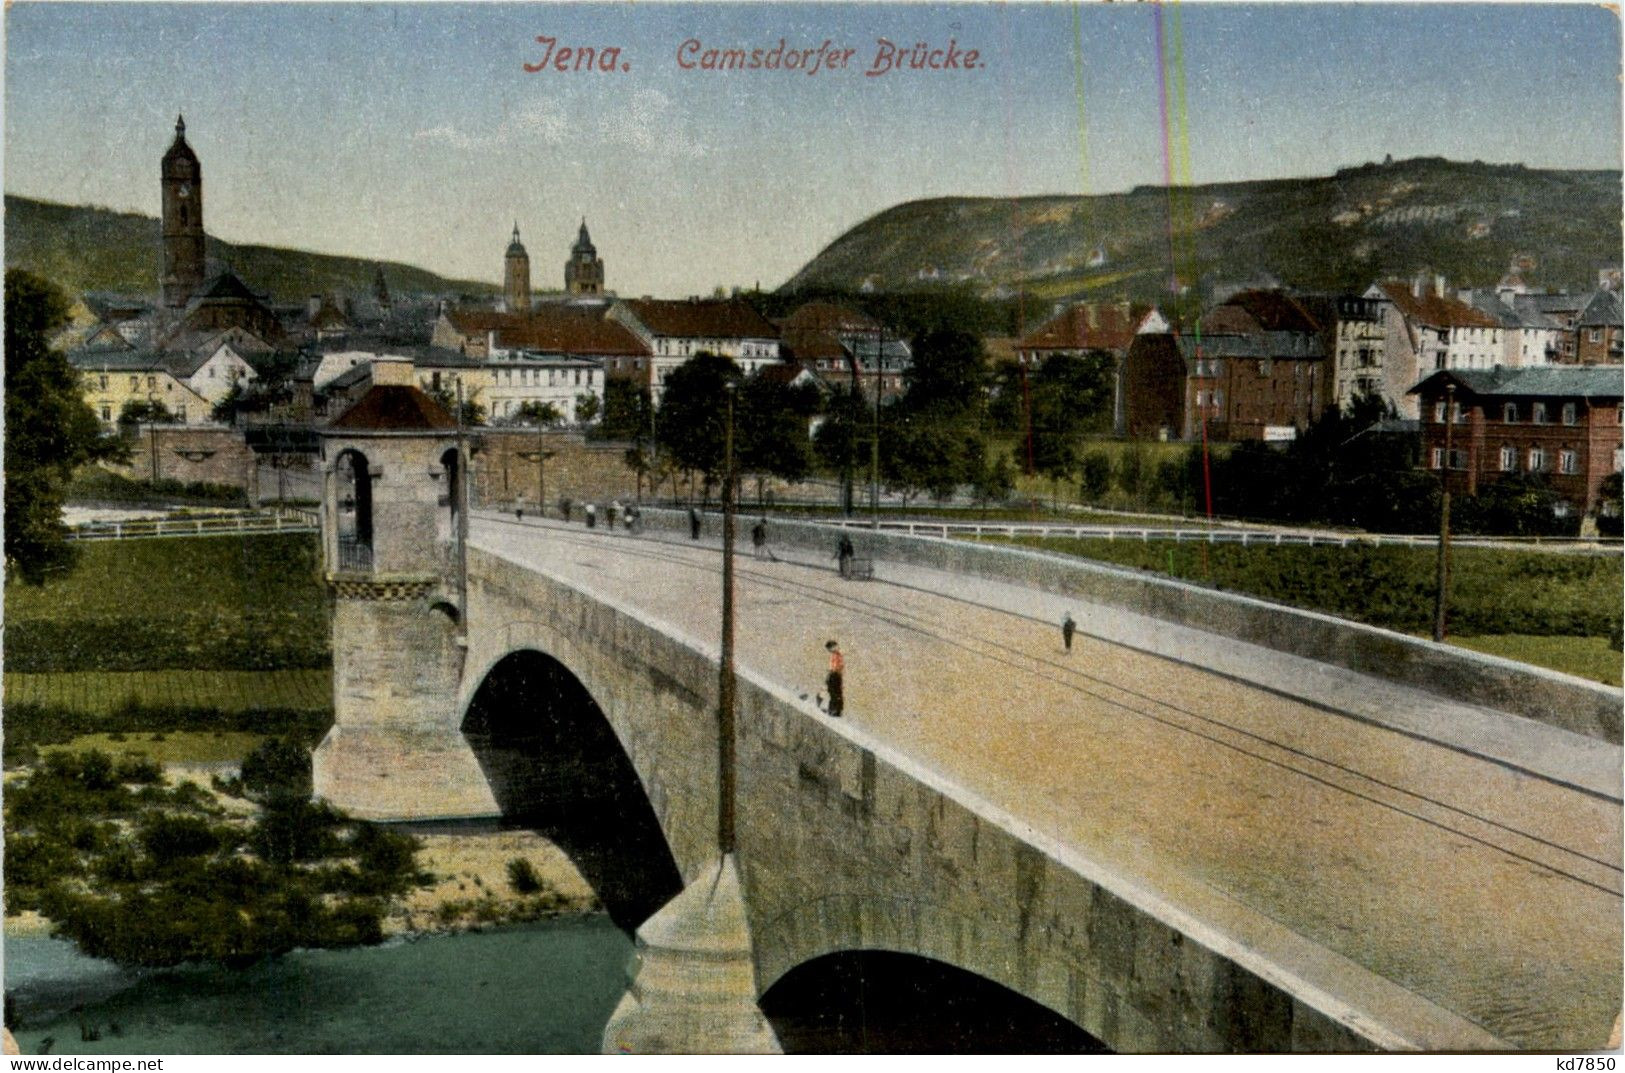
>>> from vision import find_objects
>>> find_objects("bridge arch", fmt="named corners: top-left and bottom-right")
top-left (460, 647), bottom-right (684, 929)
top-left (760, 947), bottom-right (1107, 1053)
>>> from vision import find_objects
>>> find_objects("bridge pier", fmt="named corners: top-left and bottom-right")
top-left (602, 855), bottom-right (782, 1054)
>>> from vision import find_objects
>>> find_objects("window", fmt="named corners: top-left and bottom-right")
top-left (1562, 403), bottom-right (1577, 426)
top-left (99, 375), bottom-right (108, 390)
top-left (1614, 448), bottom-right (1623, 473)
top-left (1590, 329), bottom-right (1601, 343)
top-left (1499, 445), bottom-right (1516, 472)
top-left (1213, 389), bottom-right (1224, 408)
top-left (1453, 402), bottom-right (1466, 424)
top-left (1528, 447), bottom-right (1546, 472)
top-left (1532, 402), bottom-right (1547, 424)
top-left (130, 376), bottom-right (140, 390)
top-left (1503, 403), bottom-right (1518, 423)
top-left (1430, 447), bottom-right (1443, 469)
top-left (1559, 449), bottom-right (1578, 475)
top-left (176, 406), bottom-right (186, 422)
top-left (101, 404), bottom-right (111, 421)
top-left (1433, 402), bottom-right (1446, 423)
top-left (147, 376), bottom-right (156, 389)
top-left (1449, 449), bottom-right (1468, 470)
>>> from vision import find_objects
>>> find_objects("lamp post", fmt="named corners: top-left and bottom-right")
top-left (1433, 381), bottom-right (1455, 643)
top-left (717, 382), bottom-right (739, 854)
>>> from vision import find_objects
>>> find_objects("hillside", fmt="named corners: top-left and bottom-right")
top-left (3, 195), bottom-right (496, 302)
top-left (782, 158), bottom-right (1622, 302)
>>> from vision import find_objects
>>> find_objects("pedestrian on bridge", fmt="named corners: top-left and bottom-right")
top-left (835, 533), bottom-right (855, 578)
top-left (560, 497), bottom-right (573, 523)
top-left (585, 503), bottom-right (597, 529)
top-left (608, 500), bottom-right (621, 528)
top-left (751, 517), bottom-right (768, 560)
top-left (689, 506), bottom-right (702, 540)
top-left (1062, 612), bottom-right (1076, 653)
top-left (824, 640), bottom-right (844, 718)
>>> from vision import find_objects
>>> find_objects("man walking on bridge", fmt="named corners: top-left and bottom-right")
top-left (1062, 612), bottom-right (1076, 653)
top-left (824, 640), bottom-right (844, 717)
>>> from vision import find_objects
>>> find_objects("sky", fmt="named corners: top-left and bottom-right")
top-left (3, 2), bottom-right (1621, 298)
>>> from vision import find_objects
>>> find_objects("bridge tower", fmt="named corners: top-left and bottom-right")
top-left (311, 362), bottom-right (498, 820)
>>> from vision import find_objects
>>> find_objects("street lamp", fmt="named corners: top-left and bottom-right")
top-left (517, 411), bottom-right (556, 517)
top-left (1433, 381), bottom-right (1455, 643)
top-left (870, 326), bottom-right (882, 529)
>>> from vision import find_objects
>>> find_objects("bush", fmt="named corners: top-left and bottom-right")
top-left (507, 857), bottom-right (544, 895)
top-left (239, 739), bottom-right (313, 802)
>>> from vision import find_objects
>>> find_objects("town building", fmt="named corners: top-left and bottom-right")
top-left (565, 220), bottom-right (606, 297)
top-left (1014, 300), bottom-right (1170, 434)
top-left (1575, 290), bottom-right (1623, 365)
top-left (1179, 290), bottom-right (1333, 441)
top-left (1294, 293), bottom-right (1390, 413)
top-left (606, 297), bottom-right (781, 401)
top-left (1118, 333), bottom-right (1186, 440)
top-left (777, 302), bottom-right (911, 400)
top-left (68, 349), bottom-right (237, 427)
top-left (1365, 278), bottom-right (1503, 417)
top-left (1411, 365), bottom-right (1624, 516)
top-left (1511, 293), bottom-right (1588, 363)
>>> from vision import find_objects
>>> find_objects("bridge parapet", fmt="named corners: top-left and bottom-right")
top-left (628, 507), bottom-right (1621, 744)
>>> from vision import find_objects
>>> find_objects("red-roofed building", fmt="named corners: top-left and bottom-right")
top-left (777, 302), bottom-right (911, 401)
top-left (1016, 300), bottom-right (1169, 433)
top-left (607, 297), bottom-right (781, 401)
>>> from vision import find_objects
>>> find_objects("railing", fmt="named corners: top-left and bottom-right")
top-left (66, 508), bottom-right (320, 542)
top-left (816, 516), bottom-right (1624, 551)
top-left (337, 537), bottom-right (374, 572)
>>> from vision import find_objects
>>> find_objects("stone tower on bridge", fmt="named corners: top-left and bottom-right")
top-left (311, 362), bottom-right (497, 819)
top-left (160, 115), bottom-right (206, 308)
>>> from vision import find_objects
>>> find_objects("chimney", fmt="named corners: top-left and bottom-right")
top-left (1085, 304), bottom-right (1098, 329)
top-left (1434, 274), bottom-right (1447, 299)
top-left (308, 295), bottom-right (322, 319)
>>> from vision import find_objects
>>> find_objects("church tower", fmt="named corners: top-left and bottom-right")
top-left (565, 219), bottom-right (605, 296)
top-left (160, 115), bottom-right (206, 308)
top-left (504, 223), bottom-right (532, 314)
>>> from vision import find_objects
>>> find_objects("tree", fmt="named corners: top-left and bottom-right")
top-left (1079, 451), bottom-right (1112, 503)
top-left (574, 391), bottom-right (601, 424)
top-left (737, 374), bottom-right (820, 500)
top-left (597, 378), bottom-right (653, 442)
top-left (424, 383), bottom-right (485, 426)
top-left (499, 400), bottom-right (562, 428)
top-left (901, 328), bottom-right (987, 422)
top-left (971, 447), bottom-right (1015, 513)
top-left (882, 414), bottom-right (963, 505)
top-left (118, 399), bottom-right (176, 429)
top-left (5, 271), bottom-right (119, 584)
top-left (656, 353), bottom-right (742, 498)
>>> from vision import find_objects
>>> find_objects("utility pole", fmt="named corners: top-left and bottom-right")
top-left (717, 382), bottom-right (739, 855)
top-left (1433, 382), bottom-right (1455, 643)
top-left (870, 326), bottom-right (882, 528)
top-left (455, 379), bottom-right (470, 643)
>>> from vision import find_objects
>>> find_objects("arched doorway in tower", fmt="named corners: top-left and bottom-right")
top-left (760, 950), bottom-right (1109, 1054)
top-left (335, 448), bottom-right (373, 570)
top-left (438, 446), bottom-right (461, 546)
top-left (461, 650), bottom-right (683, 931)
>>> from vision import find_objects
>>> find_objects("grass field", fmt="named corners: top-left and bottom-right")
top-left (4, 533), bottom-right (329, 672)
top-left (4, 669), bottom-right (331, 713)
top-left (1446, 635), bottom-right (1623, 687)
top-left (40, 731), bottom-right (272, 768)
top-left (980, 534), bottom-right (1623, 682)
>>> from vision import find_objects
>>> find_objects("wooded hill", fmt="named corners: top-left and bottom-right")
top-left (782, 158), bottom-right (1622, 303)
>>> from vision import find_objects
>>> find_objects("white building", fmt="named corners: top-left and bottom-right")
top-left (607, 297), bottom-right (781, 401)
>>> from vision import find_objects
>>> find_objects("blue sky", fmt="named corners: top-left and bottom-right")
top-left (4, 3), bottom-right (1620, 297)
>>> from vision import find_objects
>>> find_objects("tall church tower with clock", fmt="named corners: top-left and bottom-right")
top-left (160, 115), bottom-right (206, 308)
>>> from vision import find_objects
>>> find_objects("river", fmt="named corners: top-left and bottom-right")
top-left (4, 917), bottom-right (632, 1054)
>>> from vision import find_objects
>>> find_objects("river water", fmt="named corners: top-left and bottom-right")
top-left (4, 917), bottom-right (632, 1054)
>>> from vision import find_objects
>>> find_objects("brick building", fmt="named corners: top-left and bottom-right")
top-left (1411, 365), bottom-right (1624, 514)
top-left (1015, 300), bottom-right (1169, 434)
top-left (1180, 290), bottom-right (1334, 441)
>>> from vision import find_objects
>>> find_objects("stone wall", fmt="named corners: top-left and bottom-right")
top-left (632, 508), bottom-right (1622, 743)
top-left (109, 424), bottom-right (258, 494)
top-left (471, 430), bottom-right (642, 508)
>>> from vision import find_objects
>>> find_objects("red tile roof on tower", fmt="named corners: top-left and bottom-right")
top-left (1375, 281), bottom-right (1501, 330)
top-left (620, 297), bottom-right (779, 340)
top-left (1017, 302), bottom-right (1152, 353)
top-left (328, 385), bottom-right (457, 431)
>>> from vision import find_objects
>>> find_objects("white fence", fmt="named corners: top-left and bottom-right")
top-left (65, 508), bottom-right (320, 542)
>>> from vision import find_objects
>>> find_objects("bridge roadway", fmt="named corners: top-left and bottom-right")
top-left (469, 512), bottom-right (1622, 1050)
